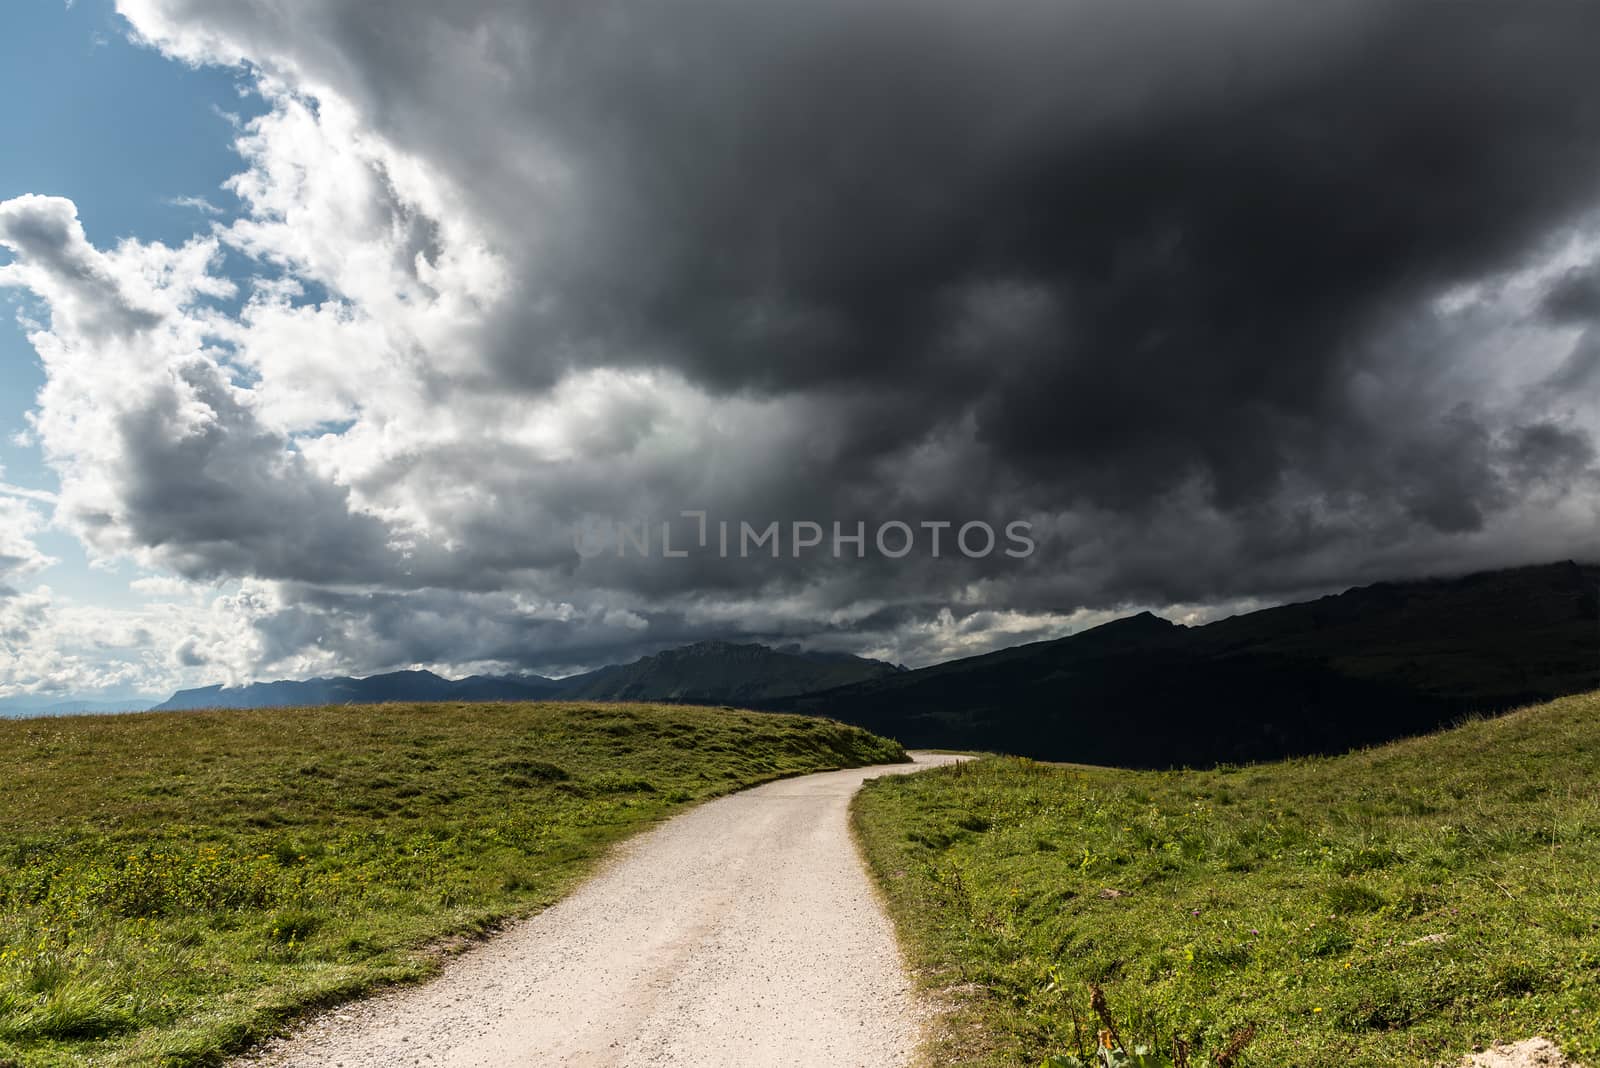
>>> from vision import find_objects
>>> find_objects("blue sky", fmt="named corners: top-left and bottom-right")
top-left (0, 0), bottom-right (261, 606)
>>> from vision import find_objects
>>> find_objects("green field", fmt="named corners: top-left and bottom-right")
top-left (854, 692), bottom-right (1600, 1067)
top-left (0, 702), bottom-right (905, 1067)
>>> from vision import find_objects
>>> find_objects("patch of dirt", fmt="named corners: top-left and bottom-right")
top-left (1456, 1038), bottom-right (1586, 1068)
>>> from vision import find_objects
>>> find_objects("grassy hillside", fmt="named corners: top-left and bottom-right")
top-left (0, 701), bottom-right (905, 1067)
top-left (854, 692), bottom-right (1600, 1066)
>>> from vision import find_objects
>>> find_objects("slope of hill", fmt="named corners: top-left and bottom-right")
top-left (853, 689), bottom-right (1600, 1066)
top-left (555, 640), bottom-right (901, 703)
top-left (775, 561), bottom-right (1600, 764)
top-left (0, 702), bottom-right (904, 1066)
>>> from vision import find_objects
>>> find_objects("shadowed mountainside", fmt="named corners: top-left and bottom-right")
top-left (553, 639), bottom-right (901, 703)
top-left (770, 561), bottom-right (1600, 765)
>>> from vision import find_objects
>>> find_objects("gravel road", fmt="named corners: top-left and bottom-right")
top-left (239, 752), bottom-right (962, 1067)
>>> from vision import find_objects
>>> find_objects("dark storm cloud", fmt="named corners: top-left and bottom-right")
top-left (111, 361), bottom-right (400, 584)
top-left (100, 0), bottom-right (1600, 673)
top-left (1546, 331), bottom-right (1600, 394)
top-left (156, 0), bottom-right (1600, 473)
top-left (1507, 420), bottom-right (1599, 485)
top-left (1543, 264), bottom-right (1600, 324)
top-left (249, 583), bottom-right (723, 677)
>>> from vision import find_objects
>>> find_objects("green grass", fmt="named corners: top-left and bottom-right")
top-left (853, 692), bottom-right (1600, 1067)
top-left (0, 701), bottom-right (905, 1066)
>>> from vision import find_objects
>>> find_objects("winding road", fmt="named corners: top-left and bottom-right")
top-left (240, 752), bottom-right (961, 1067)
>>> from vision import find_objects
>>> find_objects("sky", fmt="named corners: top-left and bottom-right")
top-left (1, 0), bottom-right (1598, 704)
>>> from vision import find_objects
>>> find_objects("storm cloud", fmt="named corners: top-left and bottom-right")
top-left (4, 0), bottom-right (1600, 684)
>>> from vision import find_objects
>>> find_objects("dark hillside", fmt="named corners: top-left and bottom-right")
top-left (774, 561), bottom-right (1600, 765)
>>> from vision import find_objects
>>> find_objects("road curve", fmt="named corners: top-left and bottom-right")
top-left (240, 752), bottom-right (963, 1068)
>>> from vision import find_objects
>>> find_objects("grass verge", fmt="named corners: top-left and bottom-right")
top-left (0, 701), bottom-right (904, 1066)
top-left (854, 692), bottom-right (1600, 1066)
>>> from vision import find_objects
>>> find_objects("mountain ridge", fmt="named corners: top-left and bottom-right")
top-left (151, 639), bottom-right (900, 712)
top-left (767, 560), bottom-right (1600, 765)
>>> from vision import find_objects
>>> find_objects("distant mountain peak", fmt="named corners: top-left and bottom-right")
top-left (153, 669), bottom-right (562, 712)
top-left (152, 638), bottom-right (902, 712)
top-left (1111, 610), bottom-right (1177, 629)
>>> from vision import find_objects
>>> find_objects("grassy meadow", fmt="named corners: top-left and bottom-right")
top-left (0, 701), bottom-right (905, 1067)
top-left (854, 692), bottom-right (1600, 1067)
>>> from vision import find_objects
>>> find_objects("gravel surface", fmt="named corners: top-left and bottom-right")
top-left (1456, 1039), bottom-right (1588, 1067)
top-left (238, 752), bottom-right (962, 1067)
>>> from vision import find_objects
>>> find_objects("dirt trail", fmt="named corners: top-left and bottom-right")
top-left (240, 752), bottom-right (962, 1067)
